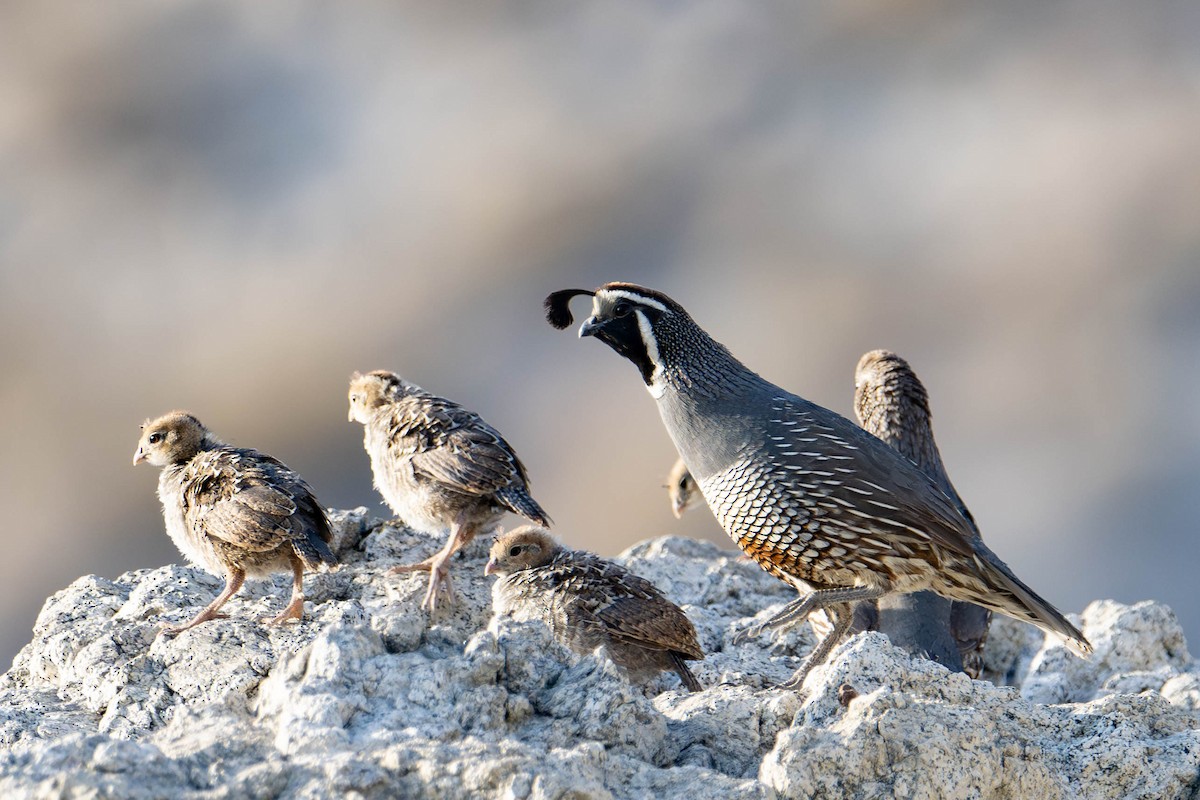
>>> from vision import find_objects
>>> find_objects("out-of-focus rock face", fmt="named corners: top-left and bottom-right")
top-left (1, 513), bottom-right (1197, 799)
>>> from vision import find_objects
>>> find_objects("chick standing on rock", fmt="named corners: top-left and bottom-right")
top-left (133, 411), bottom-right (337, 635)
top-left (486, 526), bottom-right (704, 691)
top-left (348, 370), bottom-right (551, 611)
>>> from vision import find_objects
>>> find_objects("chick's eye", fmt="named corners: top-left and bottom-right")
top-left (147, 432), bottom-right (164, 444)
top-left (508, 545), bottom-right (521, 557)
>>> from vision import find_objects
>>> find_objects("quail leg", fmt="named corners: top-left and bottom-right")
top-left (160, 569), bottom-right (246, 636)
top-left (266, 559), bottom-right (307, 624)
top-left (389, 514), bottom-right (479, 612)
top-left (779, 604), bottom-right (854, 690)
top-left (734, 584), bottom-right (886, 644)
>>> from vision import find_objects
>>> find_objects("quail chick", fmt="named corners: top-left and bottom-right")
top-left (546, 284), bottom-right (1090, 689)
top-left (133, 411), bottom-right (336, 635)
top-left (665, 457), bottom-right (703, 519)
top-left (486, 526), bottom-right (704, 691)
top-left (855, 350), bottom-right (992, 678)
top-left (348, 370), bottom-right (551, 611)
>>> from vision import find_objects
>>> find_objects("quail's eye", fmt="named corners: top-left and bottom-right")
top-left (613, 300), bottom-right (632, 317)
top-left (508, 545), bottom-right (521, 557)
top-left (678, 477), bottom-right (689, 490)
top-left (147, 432), bottom-right (164, 445)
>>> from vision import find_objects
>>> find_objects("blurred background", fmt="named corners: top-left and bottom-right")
top-left (2, 1), bottom-right (1198, 670)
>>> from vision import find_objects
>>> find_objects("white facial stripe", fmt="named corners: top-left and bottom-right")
top-left (601, 289), bottom-right (669, 313)
top-left (634, 308), bottom-right (666, 397)
top-left (633, 309), bottom-right (661, 369)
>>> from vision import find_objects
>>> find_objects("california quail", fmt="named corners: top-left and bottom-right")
top-left (854, 349), bottom-right (991, 678)
top-left (348, 370), bottom-right (551, 611)
top-left (134, 411), bottom-right (336, 635)
top-left (665, 457), bottom-right (703, 519)
top-left (546, 283), bottom-right (1090, 688)
top-left (662, 351), bottom-right (985, 675)
top-left (485, 526), bottom-right (704, 691)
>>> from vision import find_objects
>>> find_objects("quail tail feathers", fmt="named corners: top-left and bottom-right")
top-left (496, 487), bottom-right (552, 528)
top-left (293, 522), bottom-right (337, 572)
top-left (670, 652), bottom-right (703, 692)
top-left (942, 541), bottom-right (1091, 656)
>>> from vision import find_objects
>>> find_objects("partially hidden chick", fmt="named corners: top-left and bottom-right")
top-left (486, 526), bottom-right (704, 692)
top-left (348, 370), bottom-right (551, 611)
top-left (665, 457), bottom-right (703, 519)
top-left (854, 349), bottom-right (992, 677)
top-left (133, 411), bottom-right (336, 635)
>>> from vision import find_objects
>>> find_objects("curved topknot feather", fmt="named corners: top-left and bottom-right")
top-left (544, 289), bottom-right (595, 330)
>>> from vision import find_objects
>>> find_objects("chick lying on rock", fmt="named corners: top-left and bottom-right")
top-left (486, 526), bottom-right (704, 691)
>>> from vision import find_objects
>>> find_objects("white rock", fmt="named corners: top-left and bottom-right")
top-left (0, 520), bottom-right (1197, 799)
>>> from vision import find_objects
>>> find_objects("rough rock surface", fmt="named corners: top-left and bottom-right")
top-left (2, 511), bottom-right (1198, 799)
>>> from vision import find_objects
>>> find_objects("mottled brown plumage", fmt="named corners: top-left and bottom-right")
top-left (133, 411), bottom-right (336, 635)
top-left (854, 350), bottom-right (992, 678)
top-left (348, 370), bottom-right (550, 611)
top-left (486, 527), bottom-right (704, 691)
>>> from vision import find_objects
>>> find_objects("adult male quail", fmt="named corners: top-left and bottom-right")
top-left (854, 349), bottom-right (991, 678)
top-left (665, 457), bottom-right (703, 519)
top-left (348, 370), bottom-right (551, 611)
top-left (664, 350), bottom-right (988, 676)
top-left (545, 283), bottom-right (1090, 688)
top-left (133, 411), bottom-right (336, 635)
top-left (485, 526), bottom-right (704, 691)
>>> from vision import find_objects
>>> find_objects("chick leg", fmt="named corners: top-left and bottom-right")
top-left (266, 559), bottom-right (307, 624)
top-left (387, 553), bottom-right (440, 575)
top-left (385, 523), bottom-right (462, 575)
top-left (161, 568), bottom-right (246, 637)
top-left (426, 518), bottom-right (483, 611)
top-left (389, 516), bottom-right (479, 613)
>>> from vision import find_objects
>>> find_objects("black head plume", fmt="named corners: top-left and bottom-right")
top-left (544, 289), bottom-right (595, 330)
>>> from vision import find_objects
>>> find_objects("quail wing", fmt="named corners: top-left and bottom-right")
top-left (184, 450), bottom-right (309, 553)
top-left (388, 399), bottom-right (531, 496)
top-left (764, 398), bottom-right (982, 563)
top-left (565, 557), bottom-right (703, 658)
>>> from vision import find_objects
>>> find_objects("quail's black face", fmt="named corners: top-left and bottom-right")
top-left (578, 291), bottom-right (671, 385)
top-left (545, 283), bottom-right (688, 388)
top-left (578, 298), bottom-right (648, 378)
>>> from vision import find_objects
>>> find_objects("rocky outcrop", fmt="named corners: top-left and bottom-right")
top-left (2, 510), bottom-right (1197, 799)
